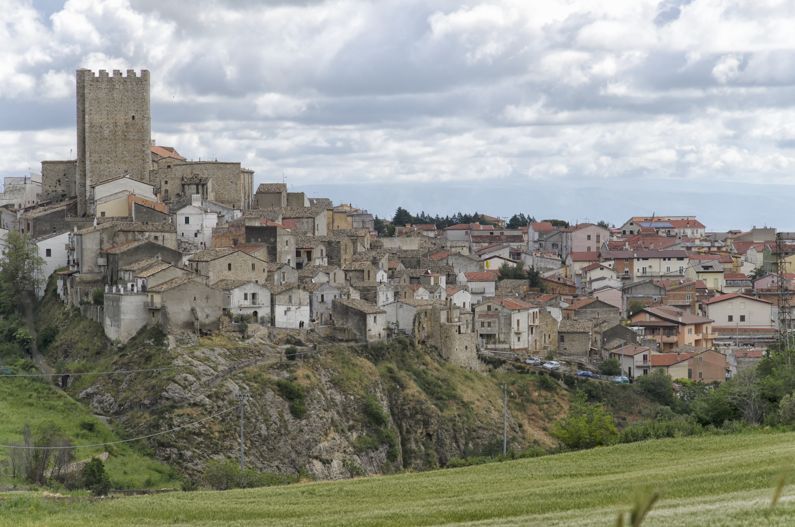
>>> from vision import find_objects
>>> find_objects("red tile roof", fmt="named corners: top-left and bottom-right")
top-left (651, 352), bottom-right (694, 367)
top-left (446, 223), bottom-right (495, 231)
top-left (668, 219), bottom-right (705, 229)
top-left (464, 271), bottom-right (498, 282)
top-left (151, 145), bottom-right (185, 161)
top-left (610, 345), bottom-right (651, 357)
top-left (569, 251), bottom-right (600, 262)
top-left (530, 221), bottom-right (555, 233)
top-left (704, 293), bottom-right (772, 305)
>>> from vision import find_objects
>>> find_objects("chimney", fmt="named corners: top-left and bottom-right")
top-left (191, 194), bottom-right (202, 207)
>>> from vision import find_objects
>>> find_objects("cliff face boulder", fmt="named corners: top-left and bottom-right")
top-left (74, 333), bottom-right (563, 480)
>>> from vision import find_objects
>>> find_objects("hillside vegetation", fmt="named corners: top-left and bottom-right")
top-left (2, 430), bottom-right (795, 526)
top-left (31, 283), bottom-right (664, 480)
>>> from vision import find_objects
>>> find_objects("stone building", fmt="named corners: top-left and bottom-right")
top-left (254, 183), bottom-right (287, 209)
top-left (332, 298), bottom-right (386, 342)
top-left (188, 248), bottom-right (268, 285)
top-left (149, 161), bottom-right (253, 211)
top-left (146, 276), bottom-right (225, 334)
top-left (76, 69), bottom-right (152, 216)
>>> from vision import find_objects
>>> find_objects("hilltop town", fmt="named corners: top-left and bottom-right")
top-left (0, 68), bottom-right (788, 384)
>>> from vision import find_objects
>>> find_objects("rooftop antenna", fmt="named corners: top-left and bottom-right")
top-left (776, 232), bottom-right (792, 352)
top-left (282, 170), bottom-right (285, 185)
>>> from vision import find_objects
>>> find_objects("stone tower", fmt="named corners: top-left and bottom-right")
top-left (76, 69), bottom-right (151, 216)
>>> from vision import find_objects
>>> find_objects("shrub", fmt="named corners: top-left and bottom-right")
top-left (36, 326), bottom-right (58, 351)
top-left (82, 458), bottom-right (111, 496)
top-left (635, 370), bottom-right (674, 406)
top-left (362, 396), bottom-right (388, 428)
top-left (537, 374), bottom-right (556, 391)
top-left (779, 393), bottom-right (795, 425)
top-left (275, 379), bottom-right (306, 418)
top-left (552, 394), bottom-right (618, 449)
top-left (91, 288), bottom-right (104, 306)
top-left (619, 415), bottom-right (703, 443)
top-left (203, 459), bottom-right (295, 490)
top-left (599, 358), bottom-right (621, 376)
top-left (8, 423), bottom-right (74, 485)
top-left (79, 420), bottom-right (97, 433)
top-left (285, 346), bottom-right (298, 361)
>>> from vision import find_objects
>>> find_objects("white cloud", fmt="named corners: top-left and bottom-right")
top-left (3, 0), bottom-right (795, 225)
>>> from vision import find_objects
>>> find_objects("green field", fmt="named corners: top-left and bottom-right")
top-left (3, 431), bottom-right (795, 526)
top-left (0, 377), bottom-right (178, 489)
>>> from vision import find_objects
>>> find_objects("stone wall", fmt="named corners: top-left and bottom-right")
top-left (41, 160), bottom-right (77, 201)
top-left (104, 292), bottom-right (148, 342)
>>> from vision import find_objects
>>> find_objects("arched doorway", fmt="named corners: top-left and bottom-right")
top-left (252, 310), bottom-right (258, 322)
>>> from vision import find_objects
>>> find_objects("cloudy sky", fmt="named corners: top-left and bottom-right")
top-left (3, 0), bottom-right (795, 229)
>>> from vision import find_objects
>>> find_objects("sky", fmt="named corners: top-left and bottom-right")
top-left (2, 0), bottom-right (795, 230)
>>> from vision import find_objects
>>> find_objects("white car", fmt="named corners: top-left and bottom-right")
top-left (524, 356), bottom-right (542, 366)
top-left (542, 360), bottom-right (561, 371)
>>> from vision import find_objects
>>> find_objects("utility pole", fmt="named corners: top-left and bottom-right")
top-left (502, 383), bottom-right (508, 456)
top-left (238, 391), bottom-right (246, 470)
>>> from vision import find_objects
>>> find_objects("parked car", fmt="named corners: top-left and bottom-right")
top-left (611, 375), bottom-right (630, 384)
top-left (542, 360), bottom-right (561, 371)
top-left (576, 370), bottom-right (594, 378)
top-left (525, 357), bottom-right (542, 366)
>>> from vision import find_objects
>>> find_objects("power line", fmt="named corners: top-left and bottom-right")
top-left (0, 365), bottom-right (184, 378)
top-left (0, 407), bottom-right (236, 450)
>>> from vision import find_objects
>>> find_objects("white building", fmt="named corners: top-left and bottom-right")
top-left (35, 231), bottom-right (70, 297)
top-left (271, 285), bottom-right (310, 328)
top-left (446, 286), bottom-right (472, 311)
top-left (176, 195), bottom-right (218, 252)
top-left (704, 293), bottom-right (775, 329)
top-left (215, 280), bottom-right (271, 324)
top-left (0, 176), bottom-right (42, 210)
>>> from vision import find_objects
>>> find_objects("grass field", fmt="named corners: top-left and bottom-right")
top-left (0, 377), bottom-right (178, 489)
top-left (3, 431), bottom-right (795, 526)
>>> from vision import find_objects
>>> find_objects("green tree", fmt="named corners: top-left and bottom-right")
top-left (497, 262), bottom-right (527, 280)
top-left (82, 457), bottom-right (111, 496)
top-left (599, 358), bottom-right (621, 376)
top-left (635, 370), bottom-right (674, 406)
top-left (543, 219), bottom-right (570, 228)
top-left (0, 231), bottom-right (44, 319)
top-left (507, 213), bottom-right (533, 229)
top-left (552, 394), bottom-right (618, 449)
top-left (392, 207), bottom-right (413, 227)
top-left (373, 217), bottom-right (395, 237)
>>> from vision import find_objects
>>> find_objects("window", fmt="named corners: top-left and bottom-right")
top-left (154, 235), bottom-right (159, 241)
top-left (194, 232), bottom-right (198, 238)
top-left (596, 234), bottom-right (601, 243)
top-left (45, 248), bottom-right (51, 257)
top-left (740, 315), bottom-right (746, 322)
top-left (252, 293), bottom-right (257, 303)
top-left (251, 263), bottom-right (255, 271)
top-left (320, 294), bottom-right (325, 302)
top-left (373, 315), bottom-right (377, 323)
top-left (288, 294), bottom-right (293, 303)
top-left (227, 263), bottom-right (232, 271)
top-left (587, 234), bottom-right (591, 240)
top-left (184, 217), bottom-right (190, 224)
top-left (480, 321), bottom-right (485, 328)
top-left (560, 334), bottom-right (565, 343)
top-left (244, 293), bottom-right (248, 301)
top-left (100, 211), bottom-right (106, 217)
top-left (728, 315), bottom-right (733, 322)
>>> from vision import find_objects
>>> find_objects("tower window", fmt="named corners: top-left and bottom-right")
top-left (131, 115), bottom-right (135, 120)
